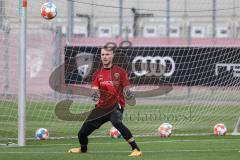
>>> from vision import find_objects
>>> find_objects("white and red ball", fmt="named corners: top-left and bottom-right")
top-left (41, 2), bottom-right (57, 20)
top-left (214, 123), bottom-right (227, 136)
top-left (35, 128), bottom-right (49, 140)
top-left (158, 123), bottom-right (173, 137)
top-left (109, 127), bottom-right (122, 139)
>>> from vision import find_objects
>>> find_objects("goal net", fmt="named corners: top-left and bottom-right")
top-left (62, 45), bottom-right (240, 137)
top-left (1, 0), bottom-right (240, 146)
top-left (0, 0), bottom-right (62, 145)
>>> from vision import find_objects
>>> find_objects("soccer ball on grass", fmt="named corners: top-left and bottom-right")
top-left (158, 123), bottom-right (173, 137)
top-left (109, 127), bottom-right (122, 139)
top-left (35, 128), bottom-right (49, 140)
top-left (213, 123), bottom-right (227, 136)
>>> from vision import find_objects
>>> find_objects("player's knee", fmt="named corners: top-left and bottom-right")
top-left (111, 119), bottom-right (123, 128)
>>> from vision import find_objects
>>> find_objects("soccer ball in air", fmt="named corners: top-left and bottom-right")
top-left (35, 128), bottom-right (49, 140)
top-left (214, 123), bottom-right (227, 136)
top-left (158, 123), bottom-right (173, 137)
top-left (109, 127), bottom-right (122, 139)
top-left (41, 2), bottom-right (57, 20)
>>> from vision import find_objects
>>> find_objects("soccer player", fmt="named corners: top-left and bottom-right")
top-left (68, 47), bottom-right (142, 157)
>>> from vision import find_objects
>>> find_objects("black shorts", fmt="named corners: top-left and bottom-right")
top-left (83, 103), bottom-right (124, 129)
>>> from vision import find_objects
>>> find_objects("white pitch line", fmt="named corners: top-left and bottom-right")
top-left (19, 138), bottom-right (240, 147)
top-left (1, 139), bottom-right (240, 148)
top-left (0, 149), bottom-right (239, 154)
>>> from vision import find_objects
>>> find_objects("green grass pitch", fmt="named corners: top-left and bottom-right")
top-left (1, 101), bottom-right (240, 159)
top-left (0, 136), bottom-right (240, 160)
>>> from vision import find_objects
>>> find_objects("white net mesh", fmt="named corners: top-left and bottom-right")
top-left (63, 45), bottom-right (240, 137)
top-left (0, 0), bottom-right (61, 143)
top-left (1, 0), bottom-right (240, 144)
top-left (0, 0), bottom-right (19, 144)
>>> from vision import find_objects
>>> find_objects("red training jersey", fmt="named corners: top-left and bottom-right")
top-left (91, 65), bottom-right (130, 109)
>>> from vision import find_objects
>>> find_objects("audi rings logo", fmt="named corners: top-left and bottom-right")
top-left (132, 56), bottom-right (175, 77)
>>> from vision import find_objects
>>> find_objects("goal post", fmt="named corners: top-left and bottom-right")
top-left (18, 0), bottom-right (27, 146)
top-left (232, 117), bottom-right (240, 135)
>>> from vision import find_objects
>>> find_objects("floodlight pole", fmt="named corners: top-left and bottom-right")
top-left (166, 0), bottom-right (170, 38)
top-left (18, 0), bottom-right (27, 146)
top-left (0, 0), bottom-right (4, 29)
top-left (67, 0), bottom-right (74, 43)
top-left (212, 0), bottom-right (216, 38)
top-left (119, 0), bottom-right (123, 37)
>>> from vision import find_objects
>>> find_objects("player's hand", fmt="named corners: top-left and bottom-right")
top-left (123, 88), bottom-right (134, 100)
top-left (91, 89), bottom-right (100, 102)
